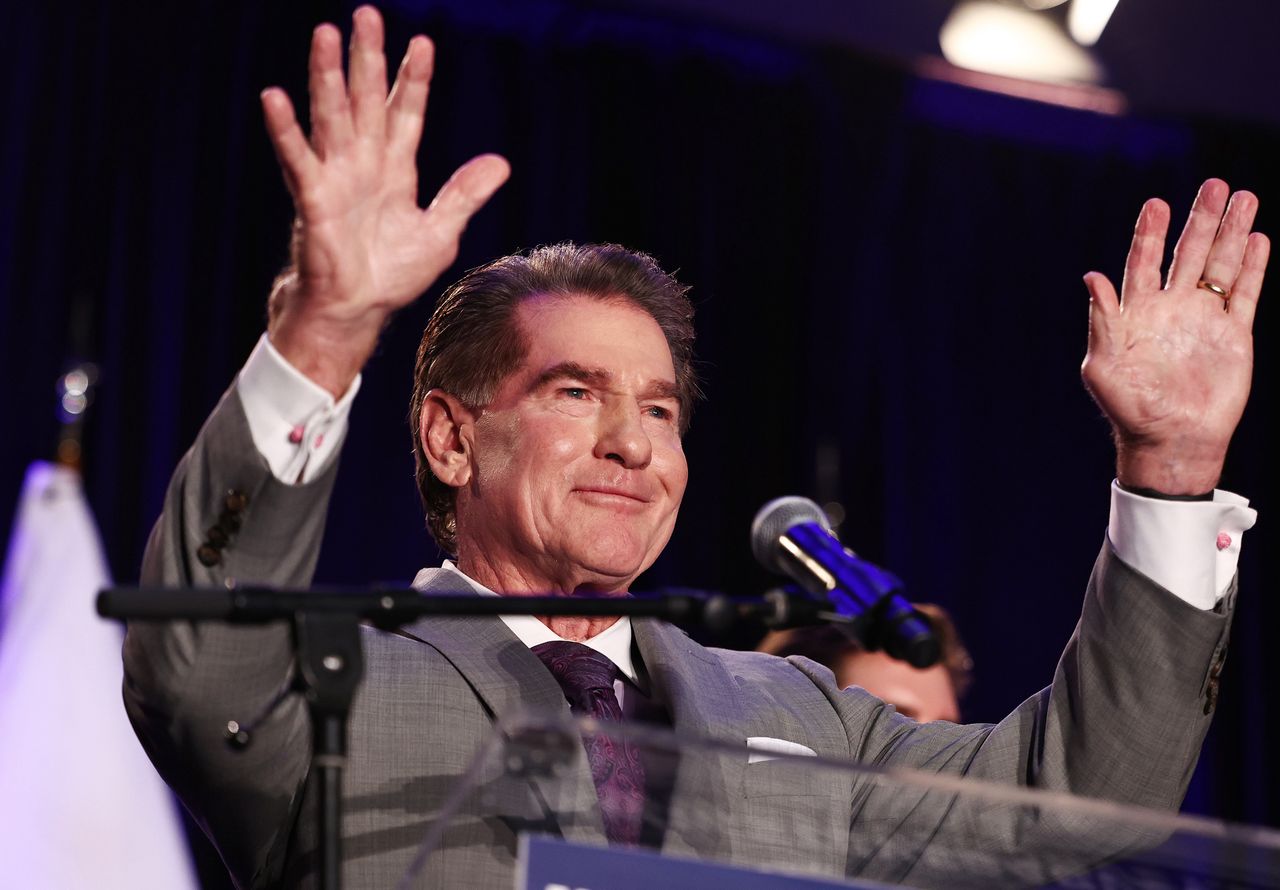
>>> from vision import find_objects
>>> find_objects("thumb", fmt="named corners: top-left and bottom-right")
top-left (1083, 271), bottom-right (1120, 313)
top-left (424, 153), bottom-right (512, 237)
top-left (1082, 271), bottom-right (1119, 353)
top-left (1080, 271), bottom-right (1120, 392)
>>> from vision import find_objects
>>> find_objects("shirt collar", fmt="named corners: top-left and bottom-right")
top-left (423, 561), bottom-right (638, 685)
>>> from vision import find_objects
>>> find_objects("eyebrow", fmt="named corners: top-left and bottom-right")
top-left (530, 361), bottom-right (680, 402)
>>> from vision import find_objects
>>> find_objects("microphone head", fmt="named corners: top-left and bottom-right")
top-left (750, 496), bottom-right (832, 574)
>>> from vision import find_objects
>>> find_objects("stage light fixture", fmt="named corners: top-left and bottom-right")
top-left (939, 1), bottom-right (1101, 84)
top-left (1068, 0), bottom-right (1121, 46)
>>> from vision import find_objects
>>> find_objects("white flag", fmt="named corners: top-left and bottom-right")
top-left (0, 461), bottom-right (197, 889)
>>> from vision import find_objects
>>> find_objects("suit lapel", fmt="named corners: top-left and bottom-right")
top-left (630, 618), bottom-right (735, 737)
top-left (632, 618), bottom-right (745, 860)
top-left (395, 571), bottom-right (607, 846)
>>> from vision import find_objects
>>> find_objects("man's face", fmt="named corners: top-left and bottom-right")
top-left (455, 293), bottom-right (688, 594)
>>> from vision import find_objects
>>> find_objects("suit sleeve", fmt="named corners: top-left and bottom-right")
top-left (791, 544), bottom-right (1233, 883)
top-left (122, 382), bottom-right (341, 889)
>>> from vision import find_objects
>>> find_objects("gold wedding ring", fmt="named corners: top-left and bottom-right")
top-left (1197, 279), bottom-right (1230, 310)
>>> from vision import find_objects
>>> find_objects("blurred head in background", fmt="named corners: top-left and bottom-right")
top-left (757, 603), bottom-right (972, 723)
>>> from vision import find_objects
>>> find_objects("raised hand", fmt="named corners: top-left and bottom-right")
top-left (260, 6), bottom-right (510, 397)
top-left (1081, 179), bottom-right (1269, 494)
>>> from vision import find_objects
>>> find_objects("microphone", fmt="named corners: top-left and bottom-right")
top-left (751, 496), bottom-right (940, 669)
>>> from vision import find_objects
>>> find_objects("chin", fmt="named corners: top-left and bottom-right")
top-left (571, 557), bottom-right (645, 590)
top-left (557, 517), bottom-right (674, 591)
top-left (566, 542), bottom-right (652, 590)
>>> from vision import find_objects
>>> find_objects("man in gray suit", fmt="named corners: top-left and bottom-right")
top-left (123, 6), bottom-right (1268, 889)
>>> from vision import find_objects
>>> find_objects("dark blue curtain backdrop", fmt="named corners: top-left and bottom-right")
top-left (2, 0), bottom-right (1276, 878)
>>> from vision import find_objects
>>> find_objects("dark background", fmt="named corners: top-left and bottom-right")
top-left (2, 1), bottom-right (1276, 884)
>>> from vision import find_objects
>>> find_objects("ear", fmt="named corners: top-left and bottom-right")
top-left (420, 390), bottom-right (479, 489)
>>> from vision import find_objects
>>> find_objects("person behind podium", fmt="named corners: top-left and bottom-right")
top-left (122, 6), bottom-right (1269, 888)
top-left (757, 603), bottom-right (972, 723)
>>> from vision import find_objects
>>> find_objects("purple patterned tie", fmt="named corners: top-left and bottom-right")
top-left (532, 640), bottom-right (646, 845)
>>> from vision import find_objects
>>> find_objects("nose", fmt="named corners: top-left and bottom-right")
top-left (594, 401), bottom-right (652, 469)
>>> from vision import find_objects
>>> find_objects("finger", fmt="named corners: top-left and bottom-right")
top-left (1166, 178), bottom-right (1230, 288)
top-left (348, 6), bottom-right (388, 141)
top-left (422, 153), bottom-right (511, 241)
top-left (387, 35), bottom-right (434, 163)
top-left (1227, 232), bottom-right (1270, 329)
top-left (261, 87), bottom-right (320, 198)
top-left (1201, 189), bottom-right (1259, 292)
top-left (309, 23), bottom-right (355, 158)
top-left (1081, 272), bottom-right (1120, 391)
top-left (1119, 198), bottom-right (1170, 303)
top-left (1084, 271), bottom-right (1120, 316)
top-left (1083, 271), bottom-right (1119, 345)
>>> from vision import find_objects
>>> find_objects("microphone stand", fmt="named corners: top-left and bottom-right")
top-left (98, 584), bottom-right (825, 890)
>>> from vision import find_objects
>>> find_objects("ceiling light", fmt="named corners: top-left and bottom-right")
top-left (1068, 0), bottom-right (1121, 46)
top-left (939, 1), bottom-right (1102, 84)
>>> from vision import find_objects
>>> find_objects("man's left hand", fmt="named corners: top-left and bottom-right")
top-left (1081, 178), bottom-right (1269, 495)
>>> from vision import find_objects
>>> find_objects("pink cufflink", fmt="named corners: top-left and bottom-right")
top-left (314, 434), bottom-right (324, 448)
top-left (1216, 532), bottom-right (1232, 551)
top-left (288, 425), bottom-right (304, 444)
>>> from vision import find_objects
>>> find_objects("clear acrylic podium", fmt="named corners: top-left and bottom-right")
top-left (391, 712), bottom-right (1280, 889)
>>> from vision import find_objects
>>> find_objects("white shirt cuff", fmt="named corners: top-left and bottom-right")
top-left (1108, 481), bottom-right (1256, 610)
top-left (236, 333), bottom-right (360, 483)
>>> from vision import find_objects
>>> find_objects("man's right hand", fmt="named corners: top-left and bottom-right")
top-left (261, 5), bottom-right (510, 398)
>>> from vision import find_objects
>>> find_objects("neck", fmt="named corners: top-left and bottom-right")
top-left (541, 615), bottom-right (621, 642)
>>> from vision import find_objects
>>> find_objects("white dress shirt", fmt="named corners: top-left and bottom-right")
top-left (414, 561), bottom-right (645, 708)
top-left (238, 335), bottom-right (360, 484)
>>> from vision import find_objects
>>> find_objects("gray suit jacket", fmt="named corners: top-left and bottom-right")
top-left (123, 385), bottom-right (1233, 888)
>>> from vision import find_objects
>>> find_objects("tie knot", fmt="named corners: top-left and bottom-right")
top-left (532, 640), bottom-right (619, 705)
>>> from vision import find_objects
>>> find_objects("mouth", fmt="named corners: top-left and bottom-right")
top-left (572, 487), bottom-right (653, 507)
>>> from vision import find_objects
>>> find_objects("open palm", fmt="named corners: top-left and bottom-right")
top-left (1082, 180), bottom-right (1269, 494)
top-left (260, 7), bottom-right (510, 396)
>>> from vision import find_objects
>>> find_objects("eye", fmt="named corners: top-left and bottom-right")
top-left (561, 387), bottom-right (588, 399)
top-left (644, 405), bottom-right (674, 421)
